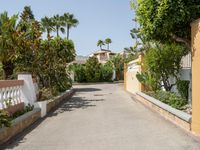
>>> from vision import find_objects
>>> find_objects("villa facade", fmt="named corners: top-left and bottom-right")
top-left (89, 49), bottom-right (116, 64)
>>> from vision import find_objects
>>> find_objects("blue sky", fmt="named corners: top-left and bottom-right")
top-left (0, 0), bottom-right (135, 56)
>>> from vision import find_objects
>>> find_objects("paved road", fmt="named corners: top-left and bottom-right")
top-left (3, 83), bottom-right (200, 150)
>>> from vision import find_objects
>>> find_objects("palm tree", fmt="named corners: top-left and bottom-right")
top-left (52, 15), bottom-right (65, 37)
top-left (97, 40), bottom-right (105, 50)
top-left (20, 6), bottom-right (35, 21)
top-left (0, 12), bottom-right (18, 79)
top-left (63, 13), bottom-right (79, 39)
top-left (41, 16), bottom-right (55, 39)
top-left (105, 38), bottom-right (112, 50)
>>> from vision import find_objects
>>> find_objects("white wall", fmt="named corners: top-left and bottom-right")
top-left (170, 68), bottom-right (192, 103)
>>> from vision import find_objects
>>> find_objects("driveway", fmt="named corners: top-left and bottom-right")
top-left (3, 83), bottom-right (200, 150)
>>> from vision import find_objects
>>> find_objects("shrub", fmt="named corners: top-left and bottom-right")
top-left (146, 90), bottom-right (187, 110)
top-left (136, 72), bottom-right (159, 91)
top-left (85, 57), bottom-right (101, 82)
top-left (101, 61), bottom-right (113, 82)
top-left (12, 104), bottom-right (34, 119)
top-left (177, 80), bottom-right (190, 100)
top-left (73, 64), bottom-right (86, 82)
top-left (0, 110), bottom-right (11, 128)
top-left (143, 43), bottom-right (187, 91)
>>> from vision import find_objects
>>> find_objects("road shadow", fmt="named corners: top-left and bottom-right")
top-left (1, 90), bottom-right (104, 149)
top-left (49, 96), bottom-right (104, 117)
top-left (74, 87), bottom-right (101, 92)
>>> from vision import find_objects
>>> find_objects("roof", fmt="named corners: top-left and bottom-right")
top-left (92, 49), bottom-right (116, 55)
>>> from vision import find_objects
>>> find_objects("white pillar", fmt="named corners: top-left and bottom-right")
top-left (18, 73), bottom-right (36, 105)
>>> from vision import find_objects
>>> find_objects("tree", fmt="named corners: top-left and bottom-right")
top-left (21, 6), bottom-right (35, 20)
top-left (101, 61), bottom-right (113, 81)
top-left (15, 7), bottom-right (42, 75)
top-left (0, 12), bottom-right (18, 79)
top-left (131, 0), bottom-right (200, 49)
top-left (41, 16), bottom-right (55, 39)
top-left (85, 57), bottom-right (101, 82)
top-left (105, 38), bottom-right (112, 50)
top-left (63, 13), bottom-right (79, 39)
top-left (111, 54), bottom-right (124, 80)
top-left (52, 15), bottom-right (65, 37)
top-left (97, 40), bottom-right (105, 50)
top-left (142, 42), bottom-right (187, 91)
top-left (71, 64), bottom-right (86, 82)
top-left (38, 37), bottom-right (75, 92)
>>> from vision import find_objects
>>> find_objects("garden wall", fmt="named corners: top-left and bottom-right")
top-left (124, 55), bottom-right (144, 94)
top-left (134, 92), bottom-right (191, 131)
top-left (47, 89), bottom-right (75, 113)
top-left (0, 108), bottom-right (41, 144)
top-left (191, 19), bottom-right (200, 135)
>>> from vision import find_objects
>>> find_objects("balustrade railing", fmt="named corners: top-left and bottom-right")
top-left (0, 80), bottom-right (24, 109)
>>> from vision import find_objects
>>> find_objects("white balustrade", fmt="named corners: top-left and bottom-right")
top-left (0, 80), bottom-right (24, 109)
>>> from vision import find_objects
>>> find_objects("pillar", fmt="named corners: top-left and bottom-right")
top-left (191, 19), bottom-right (200, 135)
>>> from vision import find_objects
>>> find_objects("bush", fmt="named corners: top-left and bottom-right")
top-left (136, 72), bottom-right (159, 91)
top-left (85, 57), bottom-right (101, 82)
top-left (35, 38), bottom-right (75, 95)
top-left (12, 104), bottom-right (34, 119)
top-left (146, 90), bottom-right (187, 110)
top-left (73, 64), bottom-right (86, 82)
top-left (101, 61), bottom-right (113, 82)
top-left (143, 43), bottom-right (187, 91)
top-left (0, 110), bottom-right (11, 128)
top-left (177, 80), bottom-right (190, 100)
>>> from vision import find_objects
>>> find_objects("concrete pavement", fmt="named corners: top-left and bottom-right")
top-left (3, 83), bottom-right (200, 150)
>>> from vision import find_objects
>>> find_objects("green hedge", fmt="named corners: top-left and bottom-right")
top-left (146, 90), bottom-right (187, 110)
top-left (177, 80), bottom-right (190, 100)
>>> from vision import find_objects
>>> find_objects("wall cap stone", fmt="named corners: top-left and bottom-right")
top-left (136, 92), bottom-right (192, 123)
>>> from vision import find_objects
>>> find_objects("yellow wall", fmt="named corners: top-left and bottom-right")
top-left (124, 55), bottom-right (144, 94)
top-left (191, 19), bottom-right (200, 135)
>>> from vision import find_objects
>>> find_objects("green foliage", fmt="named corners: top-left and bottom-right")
top-left (0, 110), bottom-right (11, 128)
top-left (63, 13), bottom-right (79, 39)
top-left (0, 63), bottom-right (3, 79)
top-left (0, 6), bottom-right (77, 96)
top-left (12, 104), bottom-right (34, 119)
top-left (0, 11), bottom-right (18, 79)
top-left (101, 61), bottom-right (113, 82)
top-left (97, 40), bottom-right (105, 49)
top-left (105, 38), bottom-right (112, 50)
top-left (73, 64), bottom-right (86, 82)
top-left (85, 57), bottom-right (101, 82)
top-left (144, 43), bottom-right (187, 91)
top-left (131, 0), bottom-right (200, 49)
top-left (41, 16), bottom-right (55, 39)
top-left (0, 103), bottom-right (34, 128)
top-left (111, 54), bottom-right (124, 80)
top-left (136, 72), bottom-right (159, 91)
top-left (177, 80), bottom-right (190, 100)
top-left (4, 97), bottom-right (12, 108)
top-left (146, 90), bottom-right (187, 110)
top-left (38, 37), bottom-right (75, 93)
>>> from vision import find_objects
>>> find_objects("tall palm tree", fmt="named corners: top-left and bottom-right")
top-left (97, 40), bottom-right (105, 50)
top-left (63, 13), bottom-right (79, 39)
top-left (105, 38), bottom-right (112, 50)
top-left (0, 12), bottom-right (18, 79)
top-left (52, 15), bottom-right (65, 37)
top-left (41, 16), bottom-right (55, 39)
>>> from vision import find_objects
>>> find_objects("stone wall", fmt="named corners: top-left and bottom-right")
top-left (0, 108), bottom-right (41, 144)
top-left (133, 92), bottom-right (191, 131)
top-left (47, 89), bottom-right (75, 113)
